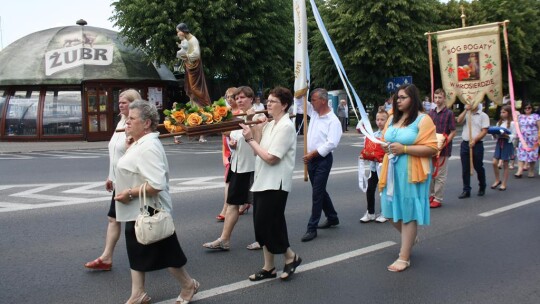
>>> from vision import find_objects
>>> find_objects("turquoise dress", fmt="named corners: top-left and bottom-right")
top-left (381, 115), bottom-right (431, 225)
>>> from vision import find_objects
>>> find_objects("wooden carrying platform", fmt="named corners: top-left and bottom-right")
top-left (172, 118), bottom-right (244, 137)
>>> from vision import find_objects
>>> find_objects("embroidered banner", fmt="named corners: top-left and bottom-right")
top-left (437, 23), bottom-right (502, 107)
top-left (293, 0), bottom-right (309, 98)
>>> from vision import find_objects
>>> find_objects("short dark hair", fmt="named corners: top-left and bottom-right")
top-left (176, 23), bottom-right (190, 33)
top-left (434, 88), bottom-right (445, 96)
top-left (311, 88), bottom-right (328, 101)
top-left (234, 86), bottom-right (254, 99)
top-left (269, 86), bottom-right (293, 112)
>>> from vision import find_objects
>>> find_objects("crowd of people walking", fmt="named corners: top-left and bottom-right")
top-left (83, 84), bottom-right (539, 303)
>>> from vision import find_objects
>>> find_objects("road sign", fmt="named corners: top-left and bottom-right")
top-left (385, 76), bottom-right (413, 93)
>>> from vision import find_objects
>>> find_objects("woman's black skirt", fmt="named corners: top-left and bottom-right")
top-left (253, 190), bottom-right (290, 254)
top-left (125, 220), bottom-right (187, 272)
top-left (227, 171), bottom-right (253, 205)
top-left (107, 191), bottom-right (116, 218)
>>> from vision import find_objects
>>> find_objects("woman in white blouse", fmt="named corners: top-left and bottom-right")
top-left (240, 87), bottom-right (302, 281)
top-left (203, 86), bottom-right (258, 251)
top-left (114, 100), bottom-right (199, 304)
top-left (85, 89), bottom-right (140, 271)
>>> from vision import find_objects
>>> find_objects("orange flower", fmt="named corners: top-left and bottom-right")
top-left (213, 111), bottom-right (223, 122)
top-left (172, 110), bottom-right (186, 124)
top-left (173, 125), bottom-right (183, 133)
top-left (187, 113), bottom-right (203, 126)
top-left (163, 120), bottom-right (173, 132)
top-left (215, 106), bottom-right (229, 117)
top-left (201, 112), bottom-right (213, 124)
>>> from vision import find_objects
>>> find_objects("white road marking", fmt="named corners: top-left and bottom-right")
top-left (63, 182), bottom-right (108, 195)
top-left (154, 241), bottom-right (396, 304)
top-left (478, 196), bottom-right (540, 217)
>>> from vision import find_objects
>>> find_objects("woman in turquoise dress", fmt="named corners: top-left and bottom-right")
top-left (378, 84), bottom-right (438, 272)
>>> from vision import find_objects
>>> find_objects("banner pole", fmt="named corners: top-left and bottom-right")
top-left (468, 110), bottom-right (474, 176)
top-left (427, 33), bottom-right (434, 102)
top-left (303, 92), bottom-right (308, 182)
top-left (458, 5), bottom-right (475, 175)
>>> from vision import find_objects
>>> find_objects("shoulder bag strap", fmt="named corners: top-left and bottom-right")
top-left (139, 181), bottom-right (149, 215)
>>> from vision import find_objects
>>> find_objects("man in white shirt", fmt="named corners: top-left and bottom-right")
top-left (384, 96), bottom-right (393, 113)
top-left (423, 96), bottom-right (432, 112)
top-left (251, 96), bottom-right (265, 112)
top-left (457, 103), bottom-right (489, 198)
top-left (301, 88), bottom-right (343, 242)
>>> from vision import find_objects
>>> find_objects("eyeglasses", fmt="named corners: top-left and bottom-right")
top-left (397, 95), bottom-right (409, 100)
top-left (267, 99), bottom-right (281, 104)
top-left (226, 95), bottom-right (233, 98)
top-left (525, 107), bottom-right (532, 110)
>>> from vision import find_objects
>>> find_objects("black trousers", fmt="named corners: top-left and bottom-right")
top-left (366, 170), bottom-right (379, 214)
top-left (460, 141), bottom-right (486, 192)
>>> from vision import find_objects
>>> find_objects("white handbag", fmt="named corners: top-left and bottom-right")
top-left (134, 182), bottom-right (175, 245)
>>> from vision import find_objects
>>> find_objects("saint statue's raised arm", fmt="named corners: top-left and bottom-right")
top-left (176, 23), bottom-right (211, 106)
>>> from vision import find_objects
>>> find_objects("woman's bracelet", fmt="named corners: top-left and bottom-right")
top-left (403, 145), bottom-right (408, 154)
top-left (128, 188), bottom-right (133, 201)
top-left (245, 138), bottom-right (254, 143)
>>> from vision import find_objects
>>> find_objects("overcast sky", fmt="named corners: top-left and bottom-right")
top-left (0, 0), bottom-right (459, 51)
top-left (0, 0), bottom-right (117, 50)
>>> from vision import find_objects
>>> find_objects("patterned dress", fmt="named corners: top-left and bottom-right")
top-left (517, 113), bottom-right (540, 162)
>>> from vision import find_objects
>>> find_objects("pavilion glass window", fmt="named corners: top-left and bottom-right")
top-left (4, 90), bottom-right (40, 136)
top-left (43, 90), bottom-right (83, 136)
top-left (0, 90), bottom-right (6, 134)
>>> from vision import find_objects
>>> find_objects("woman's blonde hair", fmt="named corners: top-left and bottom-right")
top-left (120, 89), bottom-right (142, 103)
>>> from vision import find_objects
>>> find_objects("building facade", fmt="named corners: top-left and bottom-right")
top-left (0, 23), bottom-right (179, 141)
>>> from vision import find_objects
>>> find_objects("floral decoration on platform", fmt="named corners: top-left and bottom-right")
top-left (163, 98), bottom-right (233, 133)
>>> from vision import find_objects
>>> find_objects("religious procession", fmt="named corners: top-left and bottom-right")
top-left (1, 0), bottom-right (540, 303)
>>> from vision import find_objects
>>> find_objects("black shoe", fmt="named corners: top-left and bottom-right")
top-left (281, 255), bottom-right (302, 281)
top-left (458, 191), bottom-right (470, 199)
top-left (317, 219), bottom-right (340, 229)
top-left (249, 268), bottom-right (277, 281)
top-left (301, 231), bottom-right (317, 242)
top-left (478, 189), bottom-right (485, 196)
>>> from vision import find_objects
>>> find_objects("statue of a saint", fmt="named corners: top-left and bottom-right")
top-left (176, 23), bottom-right (211, 106)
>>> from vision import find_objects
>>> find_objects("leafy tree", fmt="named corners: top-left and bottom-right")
top-left (110, 0), bottom-right (293, 95)
top-left (308, 0), bottom-right (441, 111)
top-left (470, 0), bottom-right (540, 101)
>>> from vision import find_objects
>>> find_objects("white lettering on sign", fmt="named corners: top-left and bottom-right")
top-left (45, 45), bottom-right (114, 76)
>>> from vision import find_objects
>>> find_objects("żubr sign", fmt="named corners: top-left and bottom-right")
top-left (45, 44), bottom-right (113, 76)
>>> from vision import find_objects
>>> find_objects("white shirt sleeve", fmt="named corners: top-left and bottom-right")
top-left (317, 118), bottom-right (342, 157)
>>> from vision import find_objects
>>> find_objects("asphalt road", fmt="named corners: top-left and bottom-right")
top-left (1, 133), bottom-right (539, 304)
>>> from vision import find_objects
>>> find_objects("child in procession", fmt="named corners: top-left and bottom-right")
top-left (359, 108), bottom-right (389, 223)
top-left (491, 105), bottom-right (516, 191)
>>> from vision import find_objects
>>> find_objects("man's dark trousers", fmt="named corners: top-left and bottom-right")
top-left (460, 140), bottom-right (486, 192)
top-left (307, 153), bottom-right (338, 232)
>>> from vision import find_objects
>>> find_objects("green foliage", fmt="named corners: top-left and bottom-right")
top-left (110, 0), bottom-right (293, 89)
top-left (112, 0), bottom-right (540, 105)
top-left (213, 97), bottom-right (227, 107)
top-left (471, 0), bottom-right (540, 100)
top-left (309, 0), bottom-right (440, 111)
